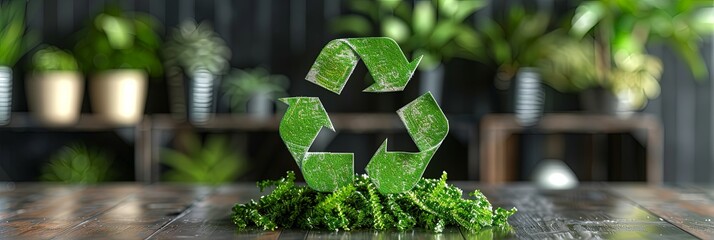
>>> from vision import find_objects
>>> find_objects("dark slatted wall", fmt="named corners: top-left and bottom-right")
top-left (0, 0), bottom-right (712, 183)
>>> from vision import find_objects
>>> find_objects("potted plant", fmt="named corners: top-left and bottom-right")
top-left (332, 0), bottom-right (484, 103)
top-left (41, 144), bottom-right (115, 183)
top-left (538, 33), bottom-right (662, 113)
top-left (221, 68), bottom-right (289, 119)
top-left (163, 20), bottom-right (231, 123)
top-left (566, 0), bottom-right (714, 111)
top-left (0, 0), bottom-right (35, 125)
top-left (74, 6), bottom-right (162, 125)
top-left (26, 46), bottom-right (83, 126)
top-left (162, 134), bottom-right (247, 185)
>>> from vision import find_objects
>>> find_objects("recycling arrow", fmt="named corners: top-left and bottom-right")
top-left (279, 37), bottom-right (448, 194)
top-left (365, 92), bottom-right (448, 193)
top-left (279, 97), bottom-right (354, 192)
top-left (306, 37), bottom-right (423, 94)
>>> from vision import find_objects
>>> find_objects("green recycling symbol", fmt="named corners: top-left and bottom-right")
top-left (279, 37), bottom-right (449, 194)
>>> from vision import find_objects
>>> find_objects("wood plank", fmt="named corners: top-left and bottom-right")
top-left (469, 184), bottom-right (697, 239)
top-left (146, 184), bottom-right (275, 239)
top-left (611, 184), bottom-right (714, 239)
top-left (48, 185), bottom-right (213, 239)
top-left (305, 228), bottom-right (464, 240)
top-left (2, 183), bottom-right (711, 238)
top-left (0, 184), bottom-right (139, 239)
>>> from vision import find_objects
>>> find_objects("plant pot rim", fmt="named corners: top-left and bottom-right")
top-left (28, 70), bottom-right (83, 75)
top-left (91, 69), bottom-right (147, 75)
top-left (90, 69), bottom-right (148, 79)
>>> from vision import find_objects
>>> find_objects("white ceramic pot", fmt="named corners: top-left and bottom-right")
top-left (0, 66), bottom-right (13, 125)
top-left (90, 70), bottom-right (147, 125)
top-left (26, 71), bottom-right (84, 126)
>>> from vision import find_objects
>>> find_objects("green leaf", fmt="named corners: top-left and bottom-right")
top-left (671, 37), bottom-right (708, 80)
top-left (377, 0), bottom-right (401, 9)
top-left (382, 17), bottom-right (410, 43)
top-left (413, 1), bottom-right (435, 37)
top-left (435, 0), bottom-right (459, 18)
top-left (452, 0), bottom-right (486, 22)
top-left (691, 7), bottom-right (714, 34)
top-left (571, 1), bottom-right (606, 38)
top-left (429, 22), bottom-right (460, 49)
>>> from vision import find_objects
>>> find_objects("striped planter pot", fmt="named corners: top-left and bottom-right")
top-left (188, 69), bottom-right (216, 124)
top-left (0, 66), bottom-right (12, 125)
top-left (514, 68), bottom-right (544, 127)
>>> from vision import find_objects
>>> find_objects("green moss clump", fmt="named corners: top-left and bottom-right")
top-left (231, 171), bottom-right (516, 233)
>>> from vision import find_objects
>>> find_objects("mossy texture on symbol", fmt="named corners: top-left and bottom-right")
top-left (280, 37), bottom-right (447, 193)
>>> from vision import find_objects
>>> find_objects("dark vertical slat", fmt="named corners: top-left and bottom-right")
top-left (193, 0), bottom-right (214, 23)
top-left (71, 0), bottom-right (89, 42)
top-left (289, 0), bottom-right (306, 54)
top-left (87, 0), bottom-right (106, 18)
top-left (178, 0), bottom-right (195, 22)
top-left (323, 0), bottom-right (340, 26)
top-left (42, 0), bottom-right (58, 40)
top-left (710, 37), bottom-right (714, 183)
top-left (255, 0), bottom-right (272, 67)
top-left (149, 0), bottom-right (167, 36)
top-left (232, 1), bottom-right (255, 66)
top-left (657, 44), bottom-right (677, 182)
top-left (214, 0), bottom-right (233, 52)
top-left (674, 47), bottom-right (696, 183)
top-left (26, 0), bottom-right (43, 40)
top-left (57, 0), bottom-right (73, 35)
top-left (695, 39), bottom-right (712, 183)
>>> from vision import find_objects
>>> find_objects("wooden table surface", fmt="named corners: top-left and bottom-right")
top-left (0, 183), bottom-right (712, 239)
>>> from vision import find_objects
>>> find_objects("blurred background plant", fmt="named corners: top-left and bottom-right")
top-left (568, 0), bottom-right (714, 109)
top-left (474, 5), bottom-right (552, 90)
top-left (537, 31), bottom-right (599, 92)
top-left (31, 46), bottom-right (79, 72)
top-left (162, 134), bottom-right (247, 185)
top-left (332, 0), bottom-right (485, 70)
top-left (40, 144), bottom-right (115, 183)
top-left (163, 20), bottom-right (232, 122)
top-left (222, 68), bottom-right (289, 114)
top-left (0, 0), bottom-right (35, 67)
top-left (74, 5), bottom-right (162, 77)
top-left (0, 0), bottom-right (36, 125)
top-left (163, 20), bottom-right (231, 77)
top-left (332, 0), bottom-right (486, 103)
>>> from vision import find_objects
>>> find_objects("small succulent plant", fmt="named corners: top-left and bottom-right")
top-left (162, 134), bottom-right (247, 185)
top-left (31, 46), bottom-right (79, 72)
top-left (222, 68), bottom-right (289, 113)
top-left (163, 20), bottom-right (231, 76)
top-left (41, 144), bottom-right (115, 183)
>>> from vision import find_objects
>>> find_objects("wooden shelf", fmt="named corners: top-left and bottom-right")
top-left (479, 113), bottom-right (663, 184)
top-left (151, 113), bottom-right (409, 133)
top-left (0, 113), bottom-right (133, 131)
top-left (1, 112), bottom-right (479, 183)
